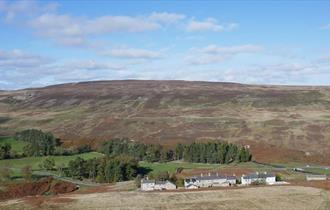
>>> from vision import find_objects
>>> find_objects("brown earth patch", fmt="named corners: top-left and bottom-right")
top-left (0, 177), bottom-right (78, 201)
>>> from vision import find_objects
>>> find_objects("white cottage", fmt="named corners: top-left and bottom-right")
top-left (184, 173), bottom-right (237, 189)
top-left (141, 179), bottom-right (176, 191)
top-left (241, 172), bottom-right (276, 185)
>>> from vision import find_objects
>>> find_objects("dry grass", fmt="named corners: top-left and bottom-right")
top-left (1, 80), bottom-right (330, 164)
top-left (2, 186), bottom-right (329, 210)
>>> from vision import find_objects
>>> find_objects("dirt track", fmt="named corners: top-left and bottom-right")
top-left (1, 186), bottom-right (329, 210)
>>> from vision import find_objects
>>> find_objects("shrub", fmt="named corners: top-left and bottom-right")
top-left (40, 157), bottom-right (55, 171)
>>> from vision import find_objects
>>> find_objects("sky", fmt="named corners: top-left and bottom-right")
top-left (0, 0), bottom-right (330, 90)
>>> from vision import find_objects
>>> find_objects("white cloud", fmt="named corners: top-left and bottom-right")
top-left (85, 16), bottom-right (159, 33)
top-left (196, 44), bottom-right (263, 54)
top-left (186, 18), bottom-right (238, 32)
top-left (103, 48), bottom-right (161, 59)
top-left (148, 12), bottom-right (186, 24)
top-left (0, 48), bottom-right (129, 89)
top-left (185, 44), bottom-right (263, 65)
top-left (0, 0), bottom-right (57, 22)
top-left (26, 12), bottom-right (191, 47)
top-left (64, 60), bottom-right (126, 71)
top-left (0, 49), bottom-right (51, 68)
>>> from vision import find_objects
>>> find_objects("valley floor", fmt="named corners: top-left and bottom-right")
top-left (1, 185), bottom-right (329, 210)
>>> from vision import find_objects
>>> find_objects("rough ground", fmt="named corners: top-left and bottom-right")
top-left (1, 80), bottom-right (330, 164)
top-left (0, 177), bottom-right (78, 201)
top-left (1, 186), bottom-right (329, 210)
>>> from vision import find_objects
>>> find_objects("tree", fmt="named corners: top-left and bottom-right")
top-left (21, 165), bottom-right (32, 181)
top-left (40, 157), bottom-right (55, 171)
top-left (0, 143), bottom-right (11, 159)
top-left (17, 129), bottom-right (57, 156)
top-left (67, 157), bottom-right (87, 180)
top-left (175, 143), bottom-right (184, 160)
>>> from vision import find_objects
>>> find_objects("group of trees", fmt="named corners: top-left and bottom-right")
top-left (98, 138), bottom-right (252, 164)
top-left (65, 155), bottom-right (138, 183)
top-left (180, 142), bottom-right (251, 164)
top-left (97, 138), bottom-right (174, 162)
top-left (14, 129), bottom-right (92, 157)
top-left (15, 129), bottom-right (58, 156)
top-left (0, 143), bottom-right (11, 160)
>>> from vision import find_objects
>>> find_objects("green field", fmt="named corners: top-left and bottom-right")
top-left (139, 161), bottom-right (275, 175)
top-left (0, 152), bottom-right (104, 172)
top-left (303, 167), bottom-right (330, 175)
top-left (0, 136), bottom-right (27, 154)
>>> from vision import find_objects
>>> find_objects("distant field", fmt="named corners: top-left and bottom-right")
top-left (0, 136), bottom-right (27, 154)
top-left (303, 167), bottom-right (330, 175)
top-left (139, 161), bottom-right (277, 175)
top-left (0, 152), bottom-right (104, 175)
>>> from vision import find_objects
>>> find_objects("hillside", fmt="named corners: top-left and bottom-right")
top-left (0, 80), bottom-right (330, 164)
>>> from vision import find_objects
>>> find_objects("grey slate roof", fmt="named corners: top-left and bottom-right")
top-left (242, 173), bottom-right (275, 179)
top-left (141, 179), bottom-right (155, 184)
top-left (186, 173), bottom-right (236, 181)
top-left (155, 181), bottom-right (167, 185)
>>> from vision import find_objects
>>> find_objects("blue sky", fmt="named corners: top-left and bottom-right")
top-left (0, 0), bottom-right (330, 89)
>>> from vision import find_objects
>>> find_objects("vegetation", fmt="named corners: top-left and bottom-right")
top-left (98, 138), bottom-right (251, 164)
top-left (0, 137), bottom-right (27, 155)
top-left (0, 143), bottom-right (11, 160)
top-left (40, 157), bottom-right (56, 171)
top-left (0, 152), bottom-right (104, 171)
top-left (15, 129), bottom-right (58, 156)
top-left (1, 130), bottom-right (252, 184)
top-left (65, 155), bottom-right (138, 183)
top-left (183, 142), bottom-right (251, 164)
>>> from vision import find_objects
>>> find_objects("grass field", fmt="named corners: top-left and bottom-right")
top-left (303, 167), bottom-right (330, 175)
top-left (0, 136), bottom-right (27, 155)
top-left (139, 161), bottom-right (276, 175)
top-left (0, 152), bottom-right (104, 177)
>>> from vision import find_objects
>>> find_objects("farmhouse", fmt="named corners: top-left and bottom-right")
top-left (141, 179), bottom-right (176, 191)
top-left (184, 173), bottom-right (237, 189)
top-left (241, 172), bottom-right (276, 185)
top-left (306, 174), bottom-right (327, 181)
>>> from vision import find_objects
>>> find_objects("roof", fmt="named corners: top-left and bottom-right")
top-left (155, 180), bottom-right (167, 185)
top-left (186, 174), bottom-right (236, 181)
top-left (141, 179), bottom-right (175, 185)
top-left (141, 179), bottom-right (155, 184)
top-left (242, 172), bottom-right (275, 179)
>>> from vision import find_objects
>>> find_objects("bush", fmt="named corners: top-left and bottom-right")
top-left (40, 157), bottom-right (55, 171)
top-left (175, 178), bottom-right (184, 187)
top-left (276, 174), bottom-right (283, 181)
